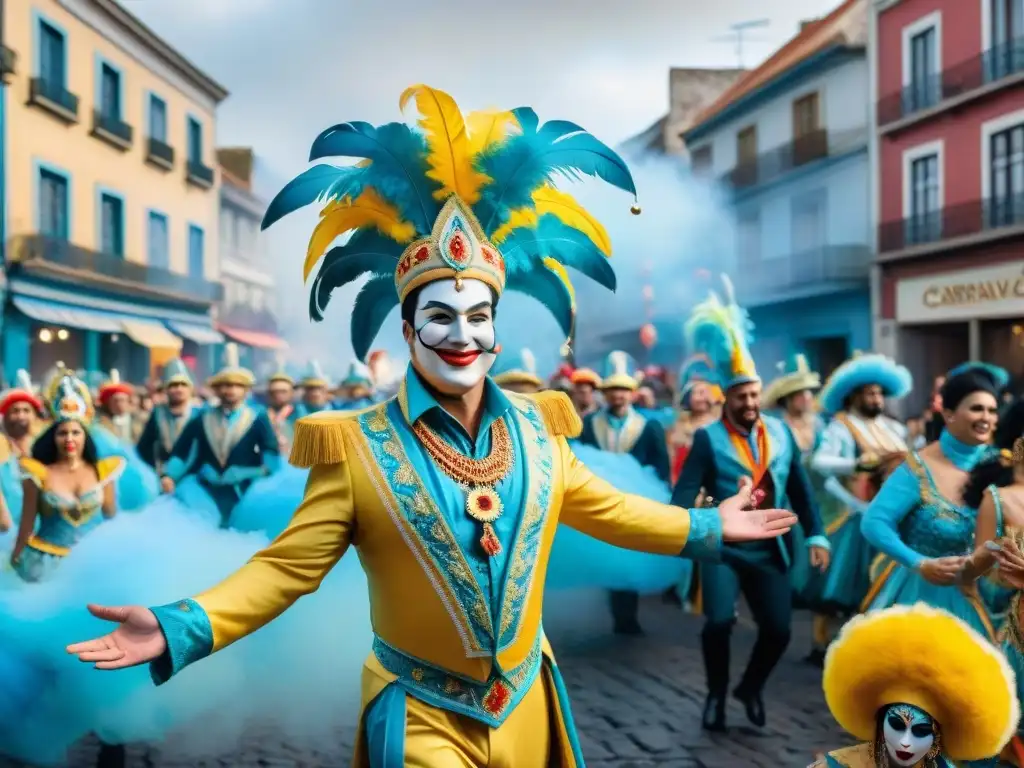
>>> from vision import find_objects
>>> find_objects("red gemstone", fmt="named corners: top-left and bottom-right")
top-left (483, 680), bottom-right (511, 714)
top-left (414, 246), bottom-right (430, 262)
top-left (477, 496), bottom-right (492, 511)
top-left (449, 234), bottom-right (467, 262)
top-left (480, 527), bottom-right (502, 557)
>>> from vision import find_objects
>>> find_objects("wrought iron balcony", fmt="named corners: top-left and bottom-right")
top-left (186, 160), bottom-right (215, 189)
top-left (878, 195), bottom-right (1024, 258)
top-left (28, 77), bottom-right (79, 123)
top-left (0, 45), bottom-right (16, 82)
top-left (878, 36), bottom-right (1024, 130)
top-left (7, 234), bottom-right (224, 306)
top-left (146, 137), bottom-right (174, 170)
top-left (734, 244), bottom-right (871, 303)
top-left (722, 127), bottom-right (867, 191)
top-left (91, 109), bottom-right (133, 151)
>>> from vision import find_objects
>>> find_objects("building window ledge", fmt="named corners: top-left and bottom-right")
top-left (146, 137), bottom-right (175, 171)
top-left (0, 45), bottom-right (16, 83)
top-left (186, 160), bottom-right (215, 189)
top-left (877, 198), bottom-right (1024, 262)
top-left (91, 110), bottom-right (133, 152)
top-left (28, 77), bottom-right (79, 124)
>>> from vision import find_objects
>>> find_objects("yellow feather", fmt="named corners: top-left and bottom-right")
top-left (542, 257), bottom-right (576, 307)
top-left (490, 208), bottom-right (539, 245)
top-left (399, 84), bottom-right (490, 204)
top-left (531, 186), bottom-right (612, 256)
top-left (303, 188), bottom-right (415, 281)
top-left (466, 109), bottom-right (519, 157)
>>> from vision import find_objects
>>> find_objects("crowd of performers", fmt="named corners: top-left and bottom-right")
top-left (1, 83), bottom-right (1023, 768)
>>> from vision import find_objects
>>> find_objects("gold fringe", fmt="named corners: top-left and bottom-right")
top-left (289, 413), bottom-right (353, 468)
top-left (530, 391), bottom-right (582, 438)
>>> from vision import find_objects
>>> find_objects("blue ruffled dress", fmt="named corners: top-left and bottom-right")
top-left (89, 424), bottom-right (160, 512)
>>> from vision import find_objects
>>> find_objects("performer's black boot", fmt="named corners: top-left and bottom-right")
top-left (609, 590), bottom-right (643, 635)
top-left (735, 625), bottom-right (791, 727)
top-left (96, 742), bottom-right (126, 768)
top-left (701, 622), bottom-right (731, 731)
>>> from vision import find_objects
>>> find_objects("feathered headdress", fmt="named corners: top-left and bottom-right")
top-left (341, 360), bottom-right (373, 390)
top-left (51, 374), bottom-right (94, 425)
top-left (947, 362), bottom-right (1010, 391)
top-left (0, 369), bottom-right (44, 417)
top-left (262, 84), bottom-right (638, 360)
top-left (818, 351), bottom-right (912, 415)
top-left (98, 369), bottom-right (133, 406)
top-left (161, 358), bottom-right (193, 389)
top-left (493, 348), bottom-right (543, 389)
top-left (683, 275), bottom-right (758, 391)
top-left (208, 343), bottom-right (256, 389)
top-left (570, 367), bottom-right (602, 388)
top-left (677, 354), bottom-right (723, 408)
top-left (600, 350), bottom-right (641, 391)
top-left (762, 353), bottom-right (821, 409)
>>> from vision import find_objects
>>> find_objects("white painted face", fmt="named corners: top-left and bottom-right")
top-left (409, 278), bottom-right (497, 395)
top-left (883, 705), bottom-right (936, 767)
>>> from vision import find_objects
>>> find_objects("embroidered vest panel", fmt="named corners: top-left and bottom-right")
top-left (703, 418), bottom-right (792, 509)
top-left (198, 408), bottom-right (265, 469)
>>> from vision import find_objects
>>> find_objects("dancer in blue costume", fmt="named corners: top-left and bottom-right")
top-left (0, 370), bottom-right (46, 531)
top-left (160, 344), bottom-right (281, 528)
top-left (137, 359), bottom-right (198, 476)
top-left (861, 368), bottom-right (1000, 641)
top-left (493, 348), bottom-right (544, 395)
top-left (65, 84), bottom-right (799, 768)
top-left (579, 349), bottom-right (671, 636)
top-left (672, 276), bottom-right (829, 733)
top-left (811, 353), bottom-right (911, 622)
top-left (295, 360), bottom-right (334, 416)
top-left (335, 360), bottom-right (377, 410)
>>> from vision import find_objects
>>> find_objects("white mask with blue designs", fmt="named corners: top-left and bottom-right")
top-left (883, 704), bottom-right (937, 766)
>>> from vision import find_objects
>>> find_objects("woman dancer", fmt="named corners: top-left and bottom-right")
top-left (668, 355), bottom-right (721, 484)
top-left (860, 368), bottom-right (1000, 639)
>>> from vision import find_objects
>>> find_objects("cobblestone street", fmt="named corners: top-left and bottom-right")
top-left (12, 594), bottom-right (850, 767)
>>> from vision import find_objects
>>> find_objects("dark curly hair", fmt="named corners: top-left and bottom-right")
top-left (31, 421), bottom-right (100, 468)
top-left (962, 399), bottom-right (1024, 509)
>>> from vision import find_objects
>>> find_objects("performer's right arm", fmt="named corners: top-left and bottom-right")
top-left (670, 428), bottom-right (712, 509)
top-left (10, 478), bottom-right (39, 564)
top-left (859, 464), bottom-right (924, 569)
top-left (147, 461), bottom-right (353, 684)
top-left (811, 421), bottom-right (857, 477)
top-left (136, 414), bottom-right (158, 468)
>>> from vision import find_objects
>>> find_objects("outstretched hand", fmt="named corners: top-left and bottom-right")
top-left (66, 604), bottom-right (166, 670)
top-left (994, 537), bottom-right (1024, 590)
top-left (718, 477), bottom-right (798, 543)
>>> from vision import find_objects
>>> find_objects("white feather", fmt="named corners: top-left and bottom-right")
top-left (16, 369), bottom-right (32, 391)
top-left (795, 354), bottom-right (809, 373)
top-left (109, 369), bottom-right (121, 385)
top-left (608, 350), bottom-right (627, 377)
top-left (720, 274), bottom-right (736, 305)
top-left (521, 349), bottom-right (536, 376)
top-left (310, 360), bottom-right (325, 379)
top-left (223, 343), bottom-right (240, 369)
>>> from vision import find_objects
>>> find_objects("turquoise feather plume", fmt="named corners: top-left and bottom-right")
top-left (308, 230), bottom-right (403, 322)
top-left (506, 264), bottom-right (574, 339)
top-left (499, 215), bottom-right (616, 290)
top-left (350, 275), bottom-right (400, 361)
top-left (262, 165), bottom-right (363, 230)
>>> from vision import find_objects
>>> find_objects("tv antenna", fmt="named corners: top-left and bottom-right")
top-left (710, 19), bottom-right (771, 68)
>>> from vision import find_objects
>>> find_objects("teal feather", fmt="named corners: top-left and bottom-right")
top-left (351, 275), bottom-right (400, 361)
top-left (261, 165), bottom-right (363, 230)
top-left (307, 121), bottom-right (441, 232)
top-left (506, 265), bottom-right (574, 338)
top-left (500, 215), bottom-right (615, 290)
top-left (309, 231), bottom-right (403, 322)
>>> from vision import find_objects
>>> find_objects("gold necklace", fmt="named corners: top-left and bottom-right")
top-left (414, 418), bottom-right (515, 557)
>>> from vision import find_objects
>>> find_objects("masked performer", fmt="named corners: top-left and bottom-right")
top-left (815, 603), bottom-right (1018, 768)
top-left (669, 355), bottom-right (723, 485)
top-left (136, 359), bottom-right (196, 476)
top-left (493, 348), bottom-right (544, 395)
top-left (811, 353), bottom-right (911, 630)
top-left (296, 360), bottom-right (334, 416)
top-left (95, 370), bottom-right (143, 445)
top-left (265, 368), bottom-right (299, 450)
top-left (336, 361), bottom-right (377, 410)
top-left (159, 344), bottom-right (280, 528)
top-left (0, 371), bottom-right (45, 530)
top-left (672, 277), bottom-right (829, 732)
top-left (569, 366), bottom-right (601, 418)
top-left (66, 85), bottom-right (797, 768)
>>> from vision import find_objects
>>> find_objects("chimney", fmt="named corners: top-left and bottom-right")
top-left (800, 18), bottom-right (819, 32)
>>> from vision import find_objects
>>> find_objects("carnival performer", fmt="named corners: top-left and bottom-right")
top-left (669, 354), bottom-right (723, 485)
top-left (296, 360), bottom-right (333, 416)
top-left (159, 344), bottom-right (280, 527)
top-left (136, 359), bottom-right (197, 475)
top-left (762, 354), bottom-right (835, 665)
top-left (66, 85), bottom-right (798, 768)
top-left (493, 348), bottom-right (544, 395)
top-left (925, 363), bottom-right (1009, 444)
top-left (579, 349), bottom-right (670, 636)
top-left (265, 368), bottom-right (299, 450)
top-left (569, 366), bottom-right (601, 417)
top-left (814, 603), bottom-right (1018, 768)
top-left (672, 277), bottom-right (829, 732)
top-left (335, 360), bottom-right (376, 410)
top-left (811, 353), bottom-right (911, 630)
top-left (95, 370), bottom-right (143, 444)
top-left (860, 368), bottom-right (1000, 642)
top-left (0, 370), bottom-right (45, 529)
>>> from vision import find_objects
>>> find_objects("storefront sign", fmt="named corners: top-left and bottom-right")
top-left (897, 261), bottom-right (1024, 323)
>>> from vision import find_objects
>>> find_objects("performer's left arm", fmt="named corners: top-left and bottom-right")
top-left (860, 464), bottom-right (925, 569)
top-left (783, 426), bottom-right (829, 550)
top-left (558, 437), bottom-right (722, 562)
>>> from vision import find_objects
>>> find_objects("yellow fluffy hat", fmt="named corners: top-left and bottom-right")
top-left (823, 603), bottom-right (1019, 761)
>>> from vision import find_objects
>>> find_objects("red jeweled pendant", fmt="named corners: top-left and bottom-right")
top-left (479, 522), bottom-right (502, 557)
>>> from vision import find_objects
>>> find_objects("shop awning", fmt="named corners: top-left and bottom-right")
top-left (218, 324), bottom-right (288, 350)
top-left (166, 321), bottom-right (224, 345)
top-left (121, 319), bottom-right (182, 350)
top-left (13, 296), bottom-right (123, 333)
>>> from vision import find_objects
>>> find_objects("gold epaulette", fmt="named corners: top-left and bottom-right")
top-left (289, 407), bottom-right (372, 468)
top-left (19, 457), bottom-right (47, 486)
top-left (521, 391), bottom-right (582, 439)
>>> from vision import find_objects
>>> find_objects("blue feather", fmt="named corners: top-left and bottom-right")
top-left (351, 275), bottom-right (400, 361)
top-left (506, 265), bottom-right (574, 338)
top-left (307, 121), bottom-right (441, 232)
top-left (309, 230), bottom-right (402, 322)
top-left (500, 215), bottom-right (615, 291)
top-left (261, 165), bottom-right (362, 230)
top-left (511, 107), bottom-right (539, 134)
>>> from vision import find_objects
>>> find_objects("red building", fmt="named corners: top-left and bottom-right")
top-left (872, 0), bottom-right (1024, 408)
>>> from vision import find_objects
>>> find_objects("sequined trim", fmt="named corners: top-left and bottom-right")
top-left (26, 535), bottom-right (69, 557)
top-left (679, 507), bottom-right (722, 562)
top-left (149, 597), bottom-right (215, 685)
top-left (372, 634), bottom-right (542, 728)
top-left (905, 452), bottom-right (964, 522)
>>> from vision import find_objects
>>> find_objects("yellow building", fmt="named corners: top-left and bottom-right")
top-left (1, 0), bottom-right (228, 385)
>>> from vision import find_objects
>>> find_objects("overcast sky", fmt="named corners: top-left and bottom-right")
top-left (125, 0), bottom-right (846, 371)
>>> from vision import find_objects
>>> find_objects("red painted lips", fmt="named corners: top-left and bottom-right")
top-left (436, 349), bottom-right (481, 368)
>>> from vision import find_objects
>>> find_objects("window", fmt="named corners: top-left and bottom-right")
top-left (148, 211), bottom-right (169, 269)
top-left (737, 125), bottom-right (758, 165)
top-left (907, 26), bottom-right (939, 111)
top-left (188, 225), bottom-right (205, 278)
top-left (737, 210), bottom-right (761, 263)
top-left (148, 94), bottom-right (167, 142)
top-left (792, 92), bottom-right (820, 138)
top-left (689, 145), bottom-right (712, 174)
top-left (99, 62), bottom-right (120, 119)
top-left (908, 153), bottom-right (941, 242)
top-left (989, 0), bottom-right (1024, 80)
top-left (99, 192), bottom-right (124, 257)
top-left (989, 121), bottom-right (1024, 226)
top-left (251, 286), bottom-right (264, 312)
top-left (38, 167), bottom-right (69, 239)
top-left (187, 117), bottom-right (202, 164)
top-left (792, 192), bottom-right (826, 252)
top-left (38, 20), bottom-right (66, 88)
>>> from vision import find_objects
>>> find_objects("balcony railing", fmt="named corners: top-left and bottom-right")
top-left (91, 109), bottom-right (133, 151)
top-left (7, 235), bottom-right (224, 304)
top-left (722, 127), bottom-right (867, 191)
top-left (878, 195), bottom-right (1024, 254)
top-left (146, 137), bottom-right (174, 170)
top-left (28, 77), bottom-right (79, 123)
top-left (878, 36), bottom-right (1024, 128)
top-left (735, 244), bottom-right (871, 301)
top-left (0, 45), bottom-right (16, 81)
top-left (186, 160), bottom-right (215, 189)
